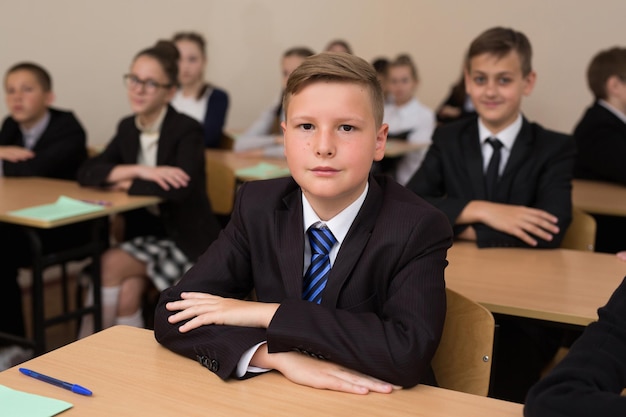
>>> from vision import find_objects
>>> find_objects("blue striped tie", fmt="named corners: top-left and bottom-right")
top-left (302, 226), bottom-right (337, 304)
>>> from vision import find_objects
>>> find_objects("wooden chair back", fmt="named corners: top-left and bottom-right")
top-left (431, 288), bottom-right (495, 396)
top-left (561, 208), bottom-right (596, 251)
top-left (206, 158), bottom-right (236, 216)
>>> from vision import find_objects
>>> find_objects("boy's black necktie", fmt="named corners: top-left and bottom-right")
top-left (485, 138), bottom-right (503, 200)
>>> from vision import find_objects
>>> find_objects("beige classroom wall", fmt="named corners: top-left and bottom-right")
top-left (1, 0), bottom-right (625, 147)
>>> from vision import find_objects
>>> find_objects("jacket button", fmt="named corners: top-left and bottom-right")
top-left (209, 359), bottom-right (219, 372)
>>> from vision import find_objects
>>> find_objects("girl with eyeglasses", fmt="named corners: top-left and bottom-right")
top-left (77, 40), bottom-right (221, 336)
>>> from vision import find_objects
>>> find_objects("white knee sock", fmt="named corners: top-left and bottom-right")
top-left (101, 286), bottom-right (121, 329)
top-left (116, 309), bottom-right (144, 328)
top-left (77, 285), bottom-right (120, 339)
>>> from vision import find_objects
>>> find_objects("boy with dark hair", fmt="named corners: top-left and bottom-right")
top-left (574, 47), bottom-right (626, 185)
top-left (155, 52), bottom-right (452, 394)
top-left (407, 27), bottom-right (576, 402)
top-left (0, 62), bottom-right (87, 369)
top-left (573, 47), bottom-right (626, 254)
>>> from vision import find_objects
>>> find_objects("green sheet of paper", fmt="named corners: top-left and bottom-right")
top-left (235, 162), bottom-right (290, 180)
top-left (0, 384), bottom-right (72, 416)
top-left (8, 196), bottom-right (104, 222)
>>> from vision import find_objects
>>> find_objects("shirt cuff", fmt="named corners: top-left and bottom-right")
top-left (236, 341), bottom-right (271, 378)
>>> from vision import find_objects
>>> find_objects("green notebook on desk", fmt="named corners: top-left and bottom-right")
top-left (0, 384), bottom-right (72, 416)
top-left (8, 196), bottom-right (105, 222)
top-left (235, 162), bottom-right (291, 180)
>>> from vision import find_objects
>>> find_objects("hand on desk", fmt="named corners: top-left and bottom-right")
top-left (617, 251), bottom-right (626, 262)
top-left (458, 201), bottom-right (559, 246)
top-left (251, 344), bottom-right (398, 395)
top-left (166, 292), bottom-right (279, 331)
top-left (0, 145), bottom-right (35, 162)
top-left (138, 166), bottom-right (190, 190)
top-left (107, 165), bottom-right (190, 191)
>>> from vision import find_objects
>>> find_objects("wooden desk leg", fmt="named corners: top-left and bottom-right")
top-left (24, 228), bottom-right (46, 355)
top-left (90, 219), bottom-right (103, 332)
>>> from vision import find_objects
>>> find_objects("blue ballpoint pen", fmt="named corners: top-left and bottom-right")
top-left (19, 368), bottom-right (93, 396)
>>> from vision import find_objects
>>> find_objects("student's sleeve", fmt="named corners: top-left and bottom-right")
top-left (77, 121), bottom-right (127, 186)
top-left (266, 207), bottom-right (451, 388)
top-left (576, 124), bottom-right (626, 185)
top-left (406, 132), bottom-right (471, 231)
top-left (524, 277), bottom-right (626, 417)
top-left (474, 135), bottom-right (575, 248)
top-left (3, 112), bottom-right (87, 178)
top-left (202, 88), bottom-right (229, 148)
top-left (126, 121), bottom-right (206, 202)
top-left (153, 182), bottom-right (267, 380)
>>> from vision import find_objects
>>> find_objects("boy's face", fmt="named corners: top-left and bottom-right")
top-left (4, 70), bottom-right (53, 130)
top-left (282, 81), bottom-right (387, 218)
top-left (388, 65), bottom-right (417, 106)
top-left (465, 51), bottom-right (536, 133)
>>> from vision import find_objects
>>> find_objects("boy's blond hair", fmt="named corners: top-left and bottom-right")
top-left (283, 52), bottom-right (384, 127)
top-left (587, 47), bottom-right (626, 100)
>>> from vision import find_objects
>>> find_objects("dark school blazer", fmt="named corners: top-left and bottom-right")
top-left (573, 101), bottom-right (626, 185)
top-left (77, 105), bottom-right (220, 260)
top-left (407, 116), bottom-right (575, 248)
top-left (154, 174), bottom-right (452, 388)
top-left (0, 107), bottom-right (87, 179)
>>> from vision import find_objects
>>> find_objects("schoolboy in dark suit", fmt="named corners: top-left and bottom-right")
top-left (524, 276), bottom-right (626, 417)
top-left (0, 62), bottom-right (87, 369)
top-left (407, 29), bottom-right (574, 249)
top-left (574, 47), bottom-right (626, 185)
top-left (154, 52), bottom-right (452, 394)
top-left (407, 27), bottom-right (575, 403)
top-left (573, 47), bottom-right (626, 254)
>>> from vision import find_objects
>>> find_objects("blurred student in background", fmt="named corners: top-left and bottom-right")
top-left (77, 41), bottom-right (220, 336)
top-left (0, 62), bottom-right (87, 369)
top-left (324, 39), bottom-right (353, 54)
top-left (240, 47), bottom-right (314, 156)
top-left (382, 54), bottom-right (435, 185)
top-left (171, 31), bottom-right (229, 148)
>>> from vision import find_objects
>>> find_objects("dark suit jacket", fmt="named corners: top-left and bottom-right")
top-left (524, 276), bottom-right (626, 417)
top-left (154, 175), bottom-right (452, 388)
top-left (406, 116), bottom-right (575, 248)
top-left (77, 105), bottom-right (220, 260)
top-left (0, 107), bottom-right (87, 179)
top-left (573, 101), bottom-right (626, 185)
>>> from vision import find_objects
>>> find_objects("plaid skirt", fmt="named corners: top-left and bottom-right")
top-left (119, 236), bottom-right (193, 291)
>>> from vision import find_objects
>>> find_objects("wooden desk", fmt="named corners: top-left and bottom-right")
top-left (384, 138), bottom-right (429, 158)
top-left (0, 177), bottom-right (160, 228)
top-left (0, 326), bottom-right (523, 416)
top-left (446, 242), bottom-right (626, 326)
top-left (572, 179), bottom-right (626, 217)
top-left (206, 139), bottom-right (424, 180)
top-left (0, 177), bottom-right (160, 353)
top-left (206, 149), bottom-right (289, 181)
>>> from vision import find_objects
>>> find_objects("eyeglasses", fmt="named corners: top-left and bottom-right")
top-left (123, 74), bottom-right (172, 93)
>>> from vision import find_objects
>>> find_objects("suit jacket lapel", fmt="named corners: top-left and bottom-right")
top-left (276, 186), bottom-right (306, 298)
top-left (322, 177), bottom-right (383, 306)
top-left (461, 122), bottom-right (486, 199)
top-left (500, 117), bottom-right (533, 187)
top-left (156, 106), bottom-right (175, 165)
